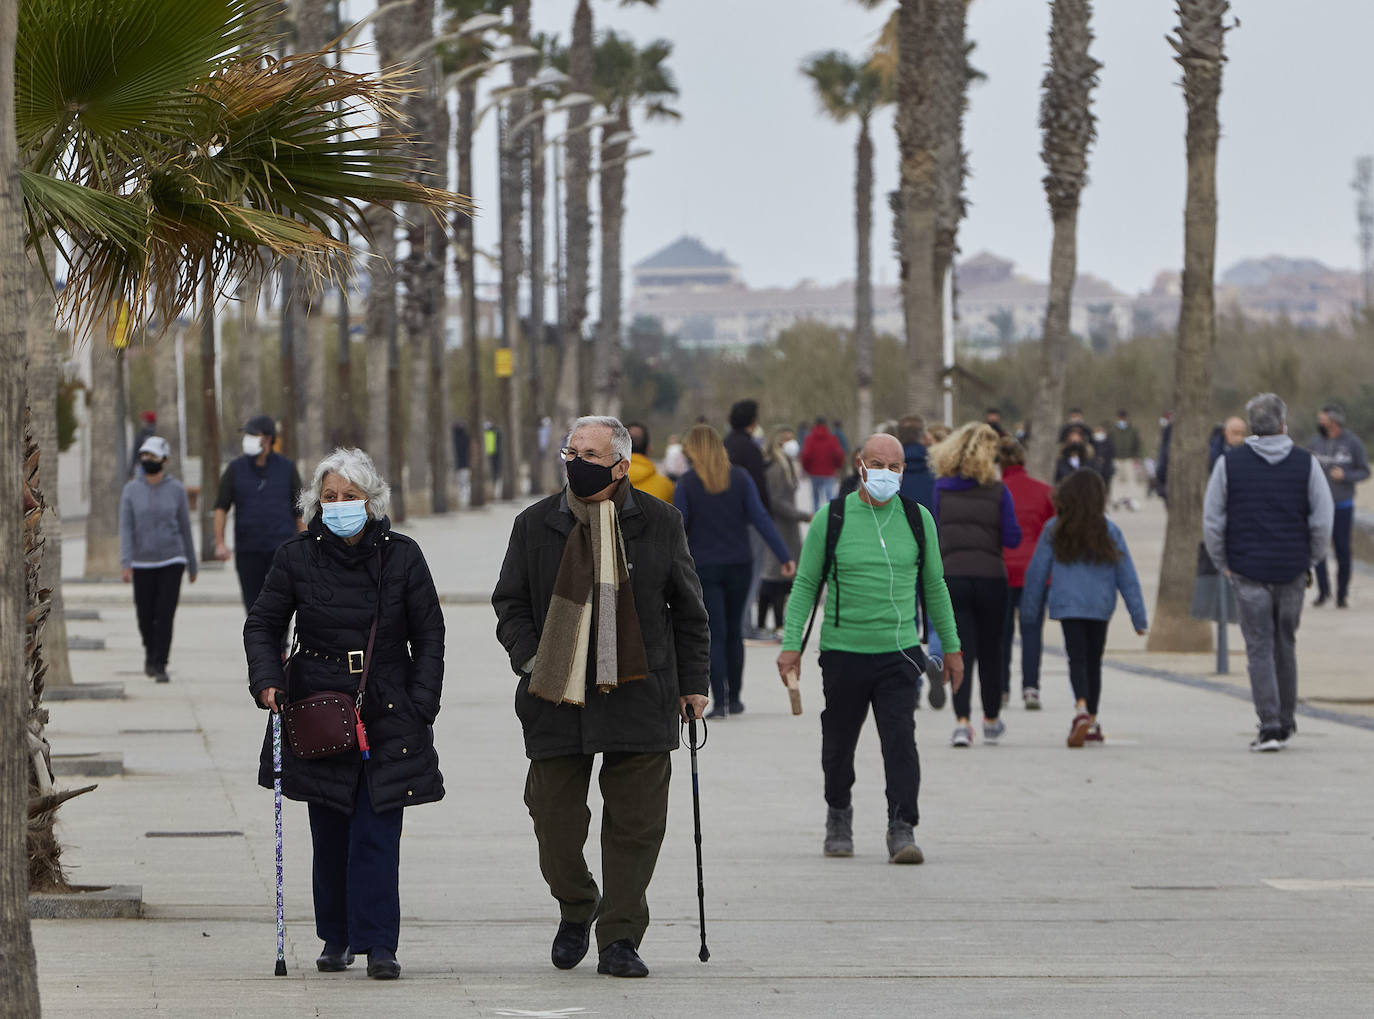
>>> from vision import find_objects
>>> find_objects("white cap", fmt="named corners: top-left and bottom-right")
top-left (138, 436), bottom-right (170, 459)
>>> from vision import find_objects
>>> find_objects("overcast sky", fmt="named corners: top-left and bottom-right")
top-left (348, 0), bottom-right (1374, 297)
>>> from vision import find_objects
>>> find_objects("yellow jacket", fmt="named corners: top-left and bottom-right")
top-left (628, 453), bottom-right (674, 502)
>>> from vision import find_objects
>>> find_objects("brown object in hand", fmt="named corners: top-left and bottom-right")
top-left (785, 667), bottom-right (802, 715)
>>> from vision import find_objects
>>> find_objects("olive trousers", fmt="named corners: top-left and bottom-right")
top-left (524, 751), bottom-right (671, 953)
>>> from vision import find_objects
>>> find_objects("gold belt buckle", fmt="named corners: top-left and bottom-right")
top-left (348, 650), bottom-right (365, 675)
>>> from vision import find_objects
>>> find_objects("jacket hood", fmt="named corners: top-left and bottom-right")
top-left (628, 452), bottom-right (660, 484)
top-left (903, 442), bottom-right (928, 469)
top-left (1244, 433), bottom-right (1294, 464)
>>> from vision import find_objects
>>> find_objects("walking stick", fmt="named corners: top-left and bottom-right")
top-left (685, 704), bottom-right (710, 962)
top-left (272, 711), bottom-right (287, 976)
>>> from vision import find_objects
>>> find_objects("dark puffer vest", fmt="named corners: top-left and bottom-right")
top-left (1224, 444), bottom-right (1313, 584)
top-left (230, 452), bottom-right (299, 554)
top-left (938, 482), bottom-right (1008, 578)
top-left (246, 515), bottom-right (445, 815)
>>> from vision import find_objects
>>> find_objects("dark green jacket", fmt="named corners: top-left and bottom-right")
top-left (492, 484), bottom-right (710, 760)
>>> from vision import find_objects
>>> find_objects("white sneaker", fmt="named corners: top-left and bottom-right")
top-left (950, 724), bottom-right (973, 748)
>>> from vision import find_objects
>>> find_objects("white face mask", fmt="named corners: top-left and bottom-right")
top-left (782, 439), bottom-right (800, 458)
top-left (1116, 420), bottom-right (1127, 429)
top-left (1159, 417), bottom-right (1170, 429)
top-left (859, 464), bottom-right (902, 503)
top-left (242, 434), bottom-right (264, 457)
top-left (1093, 431), bottom-right (1107, 442)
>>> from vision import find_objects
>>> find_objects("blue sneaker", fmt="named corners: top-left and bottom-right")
top-left (983, 718), bottom-right (1006, 745)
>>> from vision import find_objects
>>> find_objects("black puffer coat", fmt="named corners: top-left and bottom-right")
top-left (492, 484), bottom-right (710, 760)
top-left (246, 515), bottom-right (445, 814)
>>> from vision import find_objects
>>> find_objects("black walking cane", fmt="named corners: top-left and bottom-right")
top-left (684, 704), bottom-right (710, 962)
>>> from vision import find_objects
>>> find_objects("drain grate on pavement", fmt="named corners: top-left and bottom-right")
top-left (145, 831), bottom-right (244, 839)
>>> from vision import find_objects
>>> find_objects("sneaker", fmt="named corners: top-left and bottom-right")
top-left (154, 669), bottom-right (170, 684)
top-left (1084, 722), bottom-right (1104, 744)
top-left (950, 724), bottom-right (973, 748)
top-left (823, 806), bottom-right (854, 857)
top-left (1067, 712), bottom-right (1092, 748)
top-left (1313, 593), bottom-right (1329, 607)
top-left (983, 718), bottom-right (1006, 745)
top-left (1249, 730), bottom-right (1284, 752)
top-left (1337, 595), bottom-right (1348, 609)
top-left (1023, 688), bottom-right (1042, 710)
top-left (925, 656), bottom-right (946, 710)
top-left (885, 820), bottom-right (924, 864)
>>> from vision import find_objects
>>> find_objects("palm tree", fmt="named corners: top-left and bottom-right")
top-left (5, 0), bottom-right (471, 951)
top-left (1149, 0), bottom-right (1232, 652)
top-left (591, 31), bottom-right (679, 419)
top-left (1024, 0), bottom-right (1100, 483)
top-left (554, 0), bottom-right (658, 432)
top-left (802, 49), bottom-right (891, 441)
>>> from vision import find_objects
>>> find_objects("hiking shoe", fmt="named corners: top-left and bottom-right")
top-left (1084, 722), bottom-right (1104, 744)
top-left (1250, 730), bottom-right (1284, 752)
top-left (824, 806), bottom-right (854, 857)
top-left (596, 939), bottom-right (649, 978)
top-left (1023, 688), bottom-right (1041, 710)
top-left (885, 820), bottom-right (924, 864)
top-left (925, 656), bottom-right (946, 709)
top-left (950, 724), bottom-right (973, 748)
top-left (983, 718), bottom-right (1006, 745)
top-left (1067, 712), bottom-right (1092, 748)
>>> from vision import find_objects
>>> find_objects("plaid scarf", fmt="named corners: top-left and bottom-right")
top-left (527, 480), bottom-right (647, 705)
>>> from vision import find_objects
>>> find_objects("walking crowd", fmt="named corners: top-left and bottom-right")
top-left (105, 385), bottom-right (1362, 982)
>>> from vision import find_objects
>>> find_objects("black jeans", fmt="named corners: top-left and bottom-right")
top-left (235, 549), bottom-right (277, 612)
top-left (1315, 503), bottom-right (1353, 600)
top-left (757, 578), bottom-right (793, 631)
top-left (946, 575), bottom-right (1009, 721)
top-left (819, 648), bottom-right (922, 825)
top-left (1001, 586), bottom-right (1046, 693)
top-left (132, 564), bottom-right (184, 668)
top-left (697, 561), bottom-right (752, 707)
top-left (308, 773), bottom-right (404, 955)
top-left (1061, 618), bottom-right (1109, 715)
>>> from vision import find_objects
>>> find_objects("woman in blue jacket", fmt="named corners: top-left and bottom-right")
top-left (1021, 469), bottom-right (1148, 747)
top-left (675, 424), bottom-right (794, 718)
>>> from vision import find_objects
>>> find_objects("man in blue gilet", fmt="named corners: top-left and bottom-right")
top-left (213, 414), bottom-right (305, 611)
top-left (1203, 393), bottom-right (1333, 752)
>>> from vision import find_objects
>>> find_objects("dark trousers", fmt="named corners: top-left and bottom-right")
top-left (1315, 504), bottom-right (1353, 600)
top-left (757, 578), bottom-right (793, 631)
top-left (1001, 585), bottom-right (1046, 692)
top-left (307, 774), bottom-right (404, 955)
top-left (697, 561), bottom-right (752, 707)
top-left (946, 575), bottom-right (1009, 721)
top-left (131, 564), bottom-right (184, 668)
top-left (235, 549), bottom-right (276, 612)
top-left (524, 751), bottom-right (671, 952)
top-left (1061, 618), bottom-right (1109, 715)
top-left (819, 648), bottom-right (922, 825)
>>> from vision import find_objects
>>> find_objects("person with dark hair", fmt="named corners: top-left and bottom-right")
top-left (724, 398), bottom-right (773, 639)
top-left (1308, 404), bottom-right (1369, 608)
top-left (984, 408), bottom-right (1006, 437)
top-left (1054, 425), bottom-right (1104, 482)
top-left (625, 421), bottom-right (674, 502)
top-left (452, 420), bottom-right (472, 506)
top-left (1112, 409), bottom-right (1144, 509)
top-left (801, 416), bottom-right (845, 510)
top-left (1021, 470), bottom-right (1149, 747)
top-left (757, 428), bottom-right (809, 635)
top-left (1205, 394), bottom-right (1333, 751)
top-left (997, 437), bottom-right (1054, 709)
top-left (1057, 409), bottom-right (1087, 444)
top-left (213, 414), bottom-right (305, 611)
top-left (896, 415), bottom-right (934, 509)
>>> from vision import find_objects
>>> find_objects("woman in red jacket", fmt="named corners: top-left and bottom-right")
top-left (998, 437), bottom-right (1055, 709)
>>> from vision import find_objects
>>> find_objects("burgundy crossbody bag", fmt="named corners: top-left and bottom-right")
top-left (281, 548), bottom-right (383, 760)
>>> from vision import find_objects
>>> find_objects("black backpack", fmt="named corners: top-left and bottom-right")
top-left (800, 494), bottom-right (929, 652)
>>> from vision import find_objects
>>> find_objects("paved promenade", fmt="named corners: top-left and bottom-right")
top-left (33, 495), bottom-right (1374, 1016)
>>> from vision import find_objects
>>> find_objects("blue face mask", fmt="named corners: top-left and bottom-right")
top-left (321, 499), bottom-right (368, 538)
top-left (860, 465), bottom-right (902, 503)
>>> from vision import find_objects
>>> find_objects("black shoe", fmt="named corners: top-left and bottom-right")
top-left (316, 943), bottom-right (355, 972)
top-left (1337, 595), bottom-right (1348, 609)
top-left (366, 947), bottom-right (401, 980)
top-left (154, 668), bottom-right (170, 684)
top-left (728, 701), bottom-right (745, 716)
top-left (596, 939), bottom-right (649, 978)
top-left (551, 897), bottom-right (600, 970)
top-left (704, 706), bottom-right (727, 720)
top-left (144, 660), bottom-right (157, 678)
top-left (1313, 593), bottom-right (1329, 607)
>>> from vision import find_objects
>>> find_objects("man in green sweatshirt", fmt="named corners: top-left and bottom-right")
top-left (777, 432), bottom-right (964, 864)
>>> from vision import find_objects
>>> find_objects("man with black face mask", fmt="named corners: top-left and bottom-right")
top-left (493, 415), bottom-right (710, 979)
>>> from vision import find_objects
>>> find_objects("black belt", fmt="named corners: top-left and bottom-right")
top-left (296, 646), bottom-right (408, 674)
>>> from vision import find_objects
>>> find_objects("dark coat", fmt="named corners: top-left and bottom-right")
top-left (723, 427), bottom-right (771, 513)
top-left (246, 516), bottom-right (445, 815)
top-left (492, 484), bottom-right (710, 761)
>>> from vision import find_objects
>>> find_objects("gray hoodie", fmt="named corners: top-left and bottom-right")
top-left (1202, 434), bottom-right (1333, 576)
top-left (119, 472), bottom-right (198, 577)
top-left (1307, 428), bottom-right (1369, 506)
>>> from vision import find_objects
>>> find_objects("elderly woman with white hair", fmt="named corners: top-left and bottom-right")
top-left (245, 448), bottom-right (445, 981)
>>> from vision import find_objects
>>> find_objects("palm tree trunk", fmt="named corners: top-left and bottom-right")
top-left (498, 109), bottom-right (524, 501)
top-left (1149, 1), bottom-right (1229, 653)
top-left (528, 116), bottom-right (553, 493)
top-left (278, 258), bottom-right (300, 458)
top-left (0, 0), bottom-right (42, 992)
top-left (154, 318), bottom-right (182, 474)
top-left (897, 0), bottom-right (942, 419)
top-left (236, 264), bottom-right (262, 426)
top-left (855, 115), bottom-right (875, 441)
top-left (25, 253), bottom-right (71, 688)
top-left (454, 78), bottom-right (486, 507)
top-left (363, 204), bottom-right (396, 488)
top-left (556, 0), bottom-right (594, 429)
top-left (1027, 207), bottom-right (1078, 482)
top-left (426, 97), bottom-right (450, 513)
top-left (594, 107), bottom-right (630, 419)
top-left (197, 269), bottom-right (221, 562)
top-left (83, 335), bottom-right (125, 578)
top-left (293, 0), bottom-right (330, 470)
